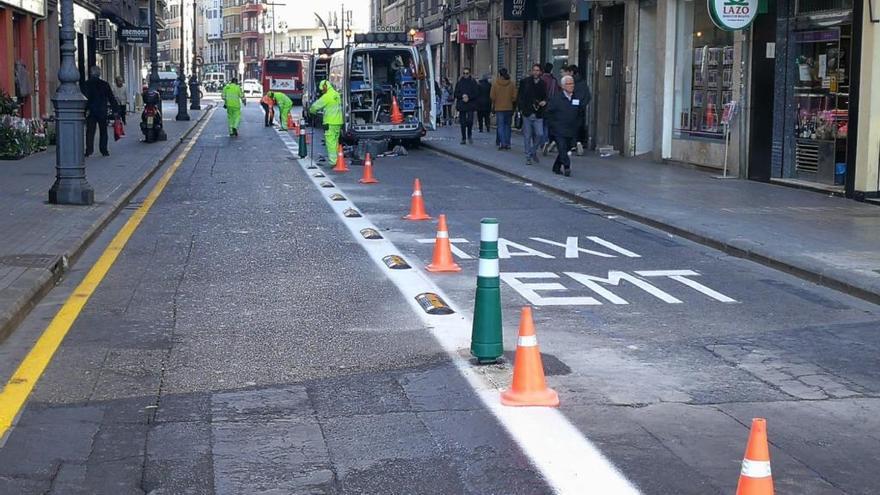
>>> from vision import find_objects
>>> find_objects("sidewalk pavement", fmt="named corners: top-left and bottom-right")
top-left (0, 102), bottom-right (213, 341)
top-left (423, 124), bottom-right (880, 304)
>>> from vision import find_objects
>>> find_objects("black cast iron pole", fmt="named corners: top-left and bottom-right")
top-left (48, 0), bottom-right (93, 205)
top-left (190, 0), bottom-right (201, 109)
top-left (176, 0), bottom-right (191, 120)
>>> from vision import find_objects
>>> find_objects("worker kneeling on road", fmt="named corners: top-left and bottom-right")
top-left (260, 92), bottom-right (275, 127)
top-left (221, 78), bottom-right (245, 136)
top-left (268, 91), bottom-right (293, 130)
top-left (308, 80), bottom-right (343, 166)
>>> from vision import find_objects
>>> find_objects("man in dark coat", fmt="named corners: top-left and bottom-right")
top-left (564, 64), bottom-right (592, 155)
top-left (516, 64), bottom-right (548, 165)
top-left (476, 74), bottom-right (492, 133)
top-left (544, 75), bottom-right (585, 176)
top-left (454, 68), bottom-right (480, 144)
top-left (81, 66), bottom-right (119, 157)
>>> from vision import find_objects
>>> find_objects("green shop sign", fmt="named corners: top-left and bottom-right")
top-left (709, 0), bottom-right (759, 31)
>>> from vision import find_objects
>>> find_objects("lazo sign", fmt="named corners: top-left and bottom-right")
top-left (708, 0), bottom-right (759, 31)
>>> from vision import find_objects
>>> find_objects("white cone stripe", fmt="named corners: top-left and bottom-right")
top-left (436, 231), bottom-right (449, 238)
top-left (740, 459), bottom-right (772, 478)
top-left (478, 258), bottom-right (500, 278)
top-left (413, 190), bottom-right (423, 197)
top-left (517, 335), bottom-right (538, 347)
top-left (481, 222), bottom-right (499, 242)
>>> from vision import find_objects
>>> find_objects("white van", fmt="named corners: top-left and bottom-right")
top-left (203, 72), bottom-right (226, 92)
top-left (328, 32), bottom-right (436, 147)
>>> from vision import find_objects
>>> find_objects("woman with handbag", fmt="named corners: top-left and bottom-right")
top-left (489, 68), bottom-right (517, 150)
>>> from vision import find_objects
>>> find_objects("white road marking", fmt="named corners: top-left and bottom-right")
top-left (587, 236), bottom-right (642, 258)
top-left (416, 238), bottom-right (473, 259)
top-left (530, 237), bottom-right (615, 258)
top-left (566, 271), bottom-right (681, 304)
top-left (635, 270), bottom-right (738, 303)
top-left (277, 133), bottom-right (641, 495)
top-left (498, 238), bottom-right (555, 259)
top-left (500, 272), bottom-right (601, 306)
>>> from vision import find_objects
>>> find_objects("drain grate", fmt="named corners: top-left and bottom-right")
top-left (0, 254), bottom-right (59, 269)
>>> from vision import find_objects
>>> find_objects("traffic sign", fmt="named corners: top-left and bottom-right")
top-left (323, 38), bottom-right (334, 49)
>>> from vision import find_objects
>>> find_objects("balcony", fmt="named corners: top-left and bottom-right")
top-left (241, 29), bottom-right (260, 39)
top-left (241, 1), bottom-right (262, 14)
top-left (223, 27), bottom-right (241, 39)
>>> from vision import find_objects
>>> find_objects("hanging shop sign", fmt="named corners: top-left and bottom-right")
top-left (503, 0), bottom-right (539, 21)
top-left (457, 23), bottom-right (475, 44)
top-left (119, 27), bottom-right (150, 44)
top-left (467, 20), bottom-right (489, 40)
top-left (708, 0), bottom-right (759, 31)
top-left (501, 21), bottom-right (524, 38)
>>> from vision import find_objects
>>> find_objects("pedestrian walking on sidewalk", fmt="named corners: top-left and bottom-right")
top-left (564, 65), bottom-right (591, 156)
top-left (260, 92), bottom-right (275, 127)
top-left (81, 66), bottom-right (119, 157)
top-left (309, 80), bottom-right (343, 166)
top-left (490, 68), bottom-right (517, 150)
top-left (441, 78), bottom-right (454, 126)
top-left (544, 75), bottom-right (584, 177)
top-left (540, 62), bottom-right (559, 155)
top-left (517, 64), bottom-right (547, 165)
top-left (222, 78), bottom-right (245, 136)
top-left (476, 74), bottom-right (492, 133)
top-left (454, 68), bottom-right (479, 144)
top-left (112, 76), bottom-right (129, 125)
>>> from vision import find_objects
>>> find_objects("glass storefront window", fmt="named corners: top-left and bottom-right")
top-left (543, 21), bottom-right (569, 76)
top-left (673, 1), bottom-right (734, 139)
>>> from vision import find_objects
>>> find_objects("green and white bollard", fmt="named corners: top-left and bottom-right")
top-left (471, 218), bottom-right (503, 363)
top-left (298, 127), bottom-right (308, 158)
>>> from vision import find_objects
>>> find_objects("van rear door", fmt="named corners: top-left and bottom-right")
top-left (416, 44), bottom-right (436, 130)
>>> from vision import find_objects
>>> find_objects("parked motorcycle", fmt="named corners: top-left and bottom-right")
top-left (140, 88), bottom-right (166, 143)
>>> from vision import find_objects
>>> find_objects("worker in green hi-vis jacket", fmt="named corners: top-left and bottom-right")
top-left (221, 78), bottom-right (245, 136)
top-left (268, 90), bottom-right (293, 131)
top-left (309, 80), bottom-right (343, 165)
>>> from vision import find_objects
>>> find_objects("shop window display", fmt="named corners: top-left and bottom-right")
top-left (791, 26), bottom-right (850, 185)
top-left (673, 1), bottom-right (734, 139)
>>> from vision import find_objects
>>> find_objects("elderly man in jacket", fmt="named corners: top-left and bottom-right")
top-left (309, 80), bottom-right (343, 165)
top-left (544, 75), bottom-right (585, 177)
top-left (82, 66), bottom-right (119, 157)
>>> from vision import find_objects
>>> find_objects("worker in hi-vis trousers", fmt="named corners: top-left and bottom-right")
top-left (268, 91), bottom-right (293, 130)
top-left (309, 80), bottom-right (343, 165)
top-left (221, 78), bottom-right (245, 136)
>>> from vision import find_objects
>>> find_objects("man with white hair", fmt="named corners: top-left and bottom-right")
top-left (543, 74), bottom-right (585, 176)
top-left (81, 66), bottom-right (119, 157)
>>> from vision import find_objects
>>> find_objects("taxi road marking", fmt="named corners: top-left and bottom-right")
top-left (0, 109), bottom-right (213, 441)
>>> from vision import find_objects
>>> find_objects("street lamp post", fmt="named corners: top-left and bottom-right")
top-left (189, 0), bottom-right (201, 110)
top-left (176, 0), bottom-right (191, 121)
top-left (49, 0), bottom-right (93, 205)
top-left (149, 0), bottom-right (160, 90)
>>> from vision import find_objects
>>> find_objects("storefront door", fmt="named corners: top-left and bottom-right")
top-left (748, 0), bottom-right (777, 181)
top-left (595, 4), bottom-right (625, 152)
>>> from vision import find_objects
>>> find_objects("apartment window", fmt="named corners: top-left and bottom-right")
top-left (673, 0), bottom-right (734, 139)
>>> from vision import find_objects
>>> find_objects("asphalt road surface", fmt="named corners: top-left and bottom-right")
top-left (1, 103), bottom-right (878, 494)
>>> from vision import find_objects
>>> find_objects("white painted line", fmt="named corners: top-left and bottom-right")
top-left (500, 272), bottom-right (601, 306)
top-left (416, 238), bottom-right (472, 259)
top-left (635, 270), bottom-right (737, 303)
top-left (586, 236), bottom-right (642, 258)
top-left (530, 236), bottom-right (615, 259)
top-left (277, 133), bottom-right (641, 495)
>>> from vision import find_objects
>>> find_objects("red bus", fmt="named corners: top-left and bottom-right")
top-left (261, 54), bottom-right (309, 104)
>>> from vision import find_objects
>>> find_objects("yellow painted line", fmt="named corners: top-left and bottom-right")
top-left (0, 109), bottom-right (214, 439)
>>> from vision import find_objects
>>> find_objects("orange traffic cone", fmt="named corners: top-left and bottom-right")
top-left (292, 119), bottom-right (299, 133)
top-left (736, 418), bottom-right (774, 495)
top-left (426, 214), bottom-right (461, 272)
top-left (501, 307), bottom-right (559, 407)
top-left (390, 95), bottom-right (404, 124)
top-left (287, 113), bottom-right (294, 129)
top-left (358, 153), bottom-right (379, 184)
top-left (332, 144), bottom-right (349, 172)
top-left (403, 178), bottom-right (431, 221)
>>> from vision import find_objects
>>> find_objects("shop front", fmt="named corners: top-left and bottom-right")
top-left (768, 0), bottom-right (857, 192)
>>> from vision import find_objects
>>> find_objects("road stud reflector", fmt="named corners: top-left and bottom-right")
top-left (313, 172), bottom-right (325, 178)
top-left (359, 152), bottom-right (379, 184)
top-left (320, 181), bottom-right (334, 188)
top-left (426, 214), bottom-right (461, 272)
top-left (382, 255), bottom-right (411, 270)
top-left (403, 178), bottom-right (431, 221)
top-left (736, 418), bottom-right (774, 495)
top-left (333, 144), bottom-right (350, 172)
top-left (415, 292), bottom-right (454, 315)
top-left (360, 228), bottom-right (383, 240)
top-left (343, 208), bottom-right (361, 218)
top-left (500, 307), bottom-right (559, 407)
top-left (329, 193), bottom-right (346, 201)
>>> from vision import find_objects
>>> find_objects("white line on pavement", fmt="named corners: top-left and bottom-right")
top-left (276, 130), bottom-right (641, 495)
